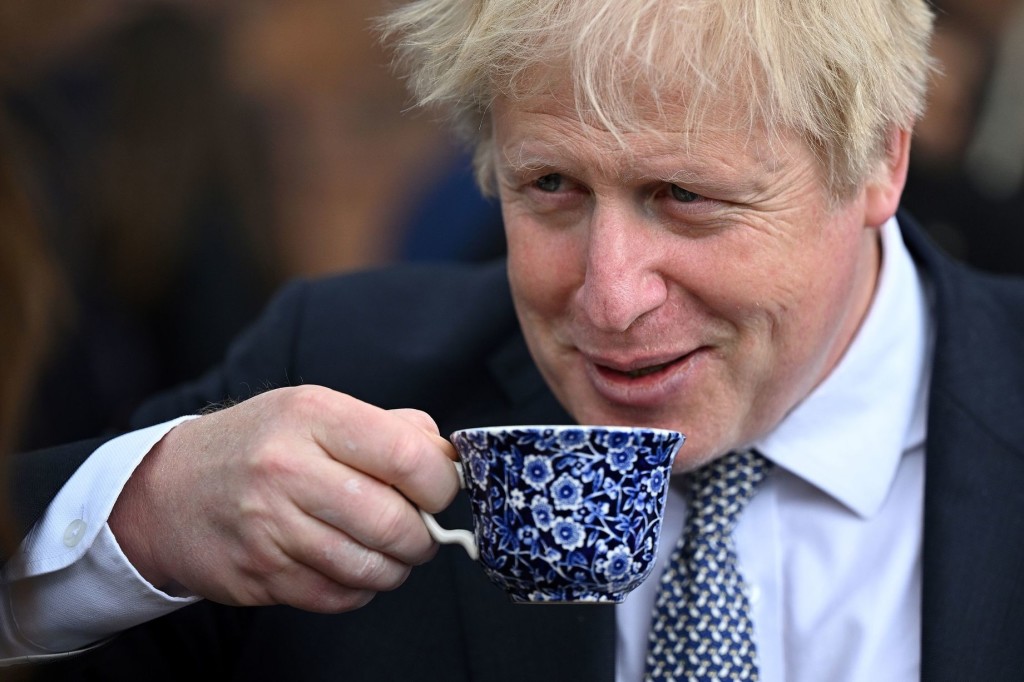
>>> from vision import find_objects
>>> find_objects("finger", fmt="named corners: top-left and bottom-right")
top-left (255, 557), bottom-right (382, 614)
top-left (307, 392), bottom-right (460, 511)
top-left (270, 515), bottom-right (422, 609)
top-left (291, 454), bottom-right (439, 565)
top-left (388, 409), bottom-right (459, 461)
top-left (388, 407), bottom-right (441, 435)
top-left (222, 478), bottom-right (421, 613)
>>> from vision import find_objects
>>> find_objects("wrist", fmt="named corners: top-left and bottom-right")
top-left (108, 435), bottom-right (172, 590)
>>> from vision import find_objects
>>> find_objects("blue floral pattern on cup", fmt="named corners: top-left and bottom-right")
top-left (451, 425), bottom-right (684, 603)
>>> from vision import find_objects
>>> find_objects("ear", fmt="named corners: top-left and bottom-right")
top-left (863, 127), bottom-right (911, 227)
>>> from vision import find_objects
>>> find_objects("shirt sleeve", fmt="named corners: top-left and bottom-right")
top-left (0, 416), bottom-right (202, 662)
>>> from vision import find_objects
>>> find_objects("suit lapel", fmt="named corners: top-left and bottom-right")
top-left (921, 392), bottom-right (1024, 680)
top-left (902, 216), bottom-right (1024, 680)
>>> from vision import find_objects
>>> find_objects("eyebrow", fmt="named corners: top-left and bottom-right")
top-left (499, 142), bottom-right (720, 188)
top-left (499, 141), bottom-right (571, 174)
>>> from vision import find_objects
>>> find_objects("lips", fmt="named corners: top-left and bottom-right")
top-left (620, 358), bottom-right (681, 378)
top-left (578, 349), bottom-right (699, 410)
top-left (594, 353), bottom-right (689, 380)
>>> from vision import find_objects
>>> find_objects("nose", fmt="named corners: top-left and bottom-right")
top-left (576, 204), bottom-right (668, 332)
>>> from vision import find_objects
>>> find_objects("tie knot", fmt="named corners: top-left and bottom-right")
top-left (687, 449), bottom-right (772, 536)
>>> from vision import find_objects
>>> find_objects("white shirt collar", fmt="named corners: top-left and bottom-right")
top-left (752, 217), bottom-right (931, 518)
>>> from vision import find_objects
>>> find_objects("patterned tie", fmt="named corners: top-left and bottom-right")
top-left (644, 449), bottom-right (773, 681)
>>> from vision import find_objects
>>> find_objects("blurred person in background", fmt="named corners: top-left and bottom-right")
top-left (2, 0), bottom-right (502, 457)
top-left (0, 25), bottom-right (73, 682)
top-left (0, 0), bottom-right (105, 553)
top-left (1, 0), bottom-right (280, 453)
top-left (222, 0), bottom-right (504, 276)
top-left (0, 108), bottom-right (66, 553)
top-left (902, 0), bottom-right (1024, 273)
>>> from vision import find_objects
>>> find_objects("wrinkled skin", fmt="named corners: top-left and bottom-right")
top-left (494, 85), bottom-right (909, 472)
top-left (111, 386), bottom-right (460, 611)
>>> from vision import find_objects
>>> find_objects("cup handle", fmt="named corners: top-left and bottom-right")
top-left (419, 461), bottom-right (479, 560)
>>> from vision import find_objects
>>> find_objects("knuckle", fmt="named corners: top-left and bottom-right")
top-left (345, 548), bottom-right (411, 593)
top-left (349, 550), bottom-right (393, 587)
top-left (236, 533), bottom-right (290, 581)
top-left (371, 499), bottom-right (412, 551)
top-left (235, 448), bottom-right (300, 510)
top-left (284, 384), bottom-right (335, 419)
top-left (370, 560), bottom-right (411, 592)
top-left (384, 428), bottom-right (426, 485)
top-left (245, 444), bottom-right (295, 482)
top-left (392, 408), bottom-right (439, 434)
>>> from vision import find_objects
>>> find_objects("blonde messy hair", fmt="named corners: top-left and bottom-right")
top-left (379, 0), bottom-right (935, 200)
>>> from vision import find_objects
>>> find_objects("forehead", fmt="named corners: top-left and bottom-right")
top-left (491, 86), bottom-right (800, 184)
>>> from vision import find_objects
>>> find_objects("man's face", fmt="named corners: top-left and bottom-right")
top-left (494, 90), bottom-right (898, 472)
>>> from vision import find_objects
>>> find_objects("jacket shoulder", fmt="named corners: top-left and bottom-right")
top-left (132, 260), bottom-right (521, 424)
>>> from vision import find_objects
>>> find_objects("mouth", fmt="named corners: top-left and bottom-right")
top-left (579, 349), bottom-right (701, 409)
top-left (565, 344), bottom-right (708, 416)
top-left (591, 352), bottom-right (693, 381)
top-left (616, 358), bottom-right (683, 378)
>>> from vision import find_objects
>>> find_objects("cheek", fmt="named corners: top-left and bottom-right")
top-left (505, 213), bottom-right (581, 318)
top-left (734, 217), bottom-right (871, 397)
top-left (716, 210), bottom-right (843, 316)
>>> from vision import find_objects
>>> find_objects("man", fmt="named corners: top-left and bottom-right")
top-left (3, 0), bottom-right (1024, 679)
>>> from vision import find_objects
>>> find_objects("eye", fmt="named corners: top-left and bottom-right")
top-left (669, 184), bottom-right (700, 203)
top-left (535, 174), bottom-right (563, 192)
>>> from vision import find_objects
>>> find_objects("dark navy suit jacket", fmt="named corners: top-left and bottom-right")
top-left (14, 213), bottom-right (1024, 680)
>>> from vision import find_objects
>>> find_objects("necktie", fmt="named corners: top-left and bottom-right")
top-left (644, 449), bottom-right (773, 681)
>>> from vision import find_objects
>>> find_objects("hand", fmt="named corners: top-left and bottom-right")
top-left (108, 385), bottom-right (461, 613)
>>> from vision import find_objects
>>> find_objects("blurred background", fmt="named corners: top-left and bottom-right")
top-left (0, 0), bottom-right (503, 455)
top-left (903, 0), bottom-right (1024, 274)
top-left (0, 0), bottom-right (1021, 457)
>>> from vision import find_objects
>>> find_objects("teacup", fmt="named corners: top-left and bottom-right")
top-left (420, 425), bottom-right (685, 603)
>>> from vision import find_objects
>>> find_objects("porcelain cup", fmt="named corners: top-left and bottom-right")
top-left (421, 425), bottom-right (685, 603)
